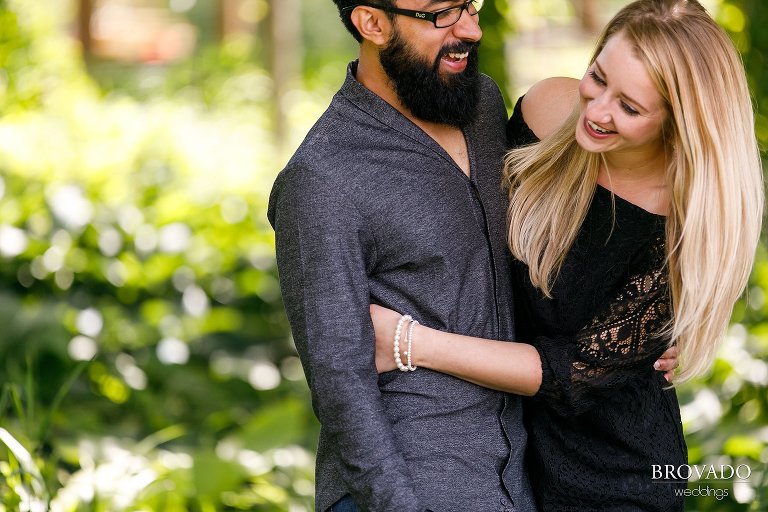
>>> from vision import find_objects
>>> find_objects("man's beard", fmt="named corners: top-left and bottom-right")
top-left (379, 30), bottom-right (480, 128)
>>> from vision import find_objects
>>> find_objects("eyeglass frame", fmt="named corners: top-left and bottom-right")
top-left (342, 0), bottom-right (483, 29)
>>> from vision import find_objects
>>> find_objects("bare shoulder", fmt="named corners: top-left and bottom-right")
top-left (521, 77), bottom-right (580, 140)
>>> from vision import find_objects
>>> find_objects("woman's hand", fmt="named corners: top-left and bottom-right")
top-left (370, 304), bottom-right (405, 373)
top-left (654, 345), bottom-right (679, 383)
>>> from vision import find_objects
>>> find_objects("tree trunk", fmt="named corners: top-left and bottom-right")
top-left (572, 0), bottom-right (599, 34)
top-left (218, 0), bottom-right (249, 41)
top-left (268, 0), bottom-right (302, 149)
top-left (78, 0), bottom-right (93, 60)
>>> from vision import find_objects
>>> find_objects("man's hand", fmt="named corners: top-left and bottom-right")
top-left (654, 345), bottom-right (678, 383)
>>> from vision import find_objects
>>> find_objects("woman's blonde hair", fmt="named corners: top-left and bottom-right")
top-left (504, 0), bottom-right (764, 382)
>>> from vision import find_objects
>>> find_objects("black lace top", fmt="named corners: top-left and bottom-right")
top-left (507, 98), bottom-right (688, 511)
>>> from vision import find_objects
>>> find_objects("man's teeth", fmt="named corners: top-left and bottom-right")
top-left (588, 120), bottom-right (613, 134)
top-left (446, 52), bottom-right (469, 61)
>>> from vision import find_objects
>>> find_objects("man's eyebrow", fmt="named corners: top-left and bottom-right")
top-left (421, 0), bottom-right (462, 8)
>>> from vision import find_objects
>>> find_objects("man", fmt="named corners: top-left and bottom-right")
top-left (268, 1), bottom-right (674, 511)
top-left (269, 1), bottom-right (530, 510)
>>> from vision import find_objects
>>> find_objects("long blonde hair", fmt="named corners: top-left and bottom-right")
top-left (504, 0), bottom-right (764, 382)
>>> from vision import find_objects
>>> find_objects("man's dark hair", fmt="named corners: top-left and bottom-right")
top-left (332, 0), bottom-right (396, 43)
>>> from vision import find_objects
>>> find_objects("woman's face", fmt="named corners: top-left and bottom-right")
top-left (575, 32), bottom-right (668, 160)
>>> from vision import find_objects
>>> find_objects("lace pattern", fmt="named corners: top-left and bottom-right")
top-left (533, 235), bottom-right (671, 416)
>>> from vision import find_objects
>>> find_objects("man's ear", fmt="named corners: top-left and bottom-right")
top-left (349, 6), bottom-right (392, 46)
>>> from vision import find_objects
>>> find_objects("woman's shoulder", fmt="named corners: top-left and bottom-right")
top-left (520, 77), bottom-right (580, 140)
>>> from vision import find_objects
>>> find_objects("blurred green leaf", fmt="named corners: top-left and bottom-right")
top-left (237, 398), bottom-right (308, 453)
top-left (723, 436), bottom-right (764, 459)
top-left (192, 451), bottom-right (246, 500)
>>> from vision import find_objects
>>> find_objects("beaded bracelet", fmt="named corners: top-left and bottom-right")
top-left (393, 314), bottom-right (412, 372)
top-left (405, 319), bottom-right (419, 371)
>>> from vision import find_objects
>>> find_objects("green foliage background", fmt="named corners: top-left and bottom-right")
top-left (0, 0), bottom-right (765, 511)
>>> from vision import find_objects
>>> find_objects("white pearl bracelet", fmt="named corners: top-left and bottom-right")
top-left (394, 314), bottom-right (413, 372)
top-left (393, 314), bottom-right (418, 372)
top-left (405, 318), bottom-right (418, 371)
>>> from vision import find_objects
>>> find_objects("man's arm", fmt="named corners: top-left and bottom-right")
top-left (269, 164), bottom-right (423, 511)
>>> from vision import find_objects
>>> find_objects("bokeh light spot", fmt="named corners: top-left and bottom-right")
top-left (77, 308), bottom-right (104, 337)
top-left (157, 337), bottom-right (190, 365)
top-left (68, 335), bottom-right (98, 361)
top-left (0, 225), bottom-right (28, 257)
top-left (248, 360), bottom-right (281, 390)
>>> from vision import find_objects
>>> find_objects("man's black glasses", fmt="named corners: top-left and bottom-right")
top-left (343, 0), bottom-right (484, 29)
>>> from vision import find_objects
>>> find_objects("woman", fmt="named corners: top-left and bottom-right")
top-left (370, 0), bottom-right (763, 509)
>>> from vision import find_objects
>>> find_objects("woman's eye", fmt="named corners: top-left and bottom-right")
top-left (621, 102), bottom-right (640, 116)
top-left (589, 70), bottom-right (606, 86)
top-left (588, 70), bottom-right (639, 116)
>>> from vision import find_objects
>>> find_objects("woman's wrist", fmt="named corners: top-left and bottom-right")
top-left (411, 322), bottom-right (433, 368)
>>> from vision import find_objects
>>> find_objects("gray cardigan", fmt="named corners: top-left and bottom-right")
top-left (268, 62), bottom-right (534, 512)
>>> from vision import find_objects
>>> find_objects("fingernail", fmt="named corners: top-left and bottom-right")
top-left (654, 361), bottom-right (660, 370)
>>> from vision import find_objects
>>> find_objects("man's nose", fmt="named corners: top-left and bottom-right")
top-left (451, 7), bottom-right (482, 42)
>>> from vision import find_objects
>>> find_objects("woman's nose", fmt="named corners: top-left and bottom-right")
top-left (586, 93), bottom-right (613, 124)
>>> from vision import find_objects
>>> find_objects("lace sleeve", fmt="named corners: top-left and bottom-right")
top-left (531, 266), bottom-right (672, 416)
